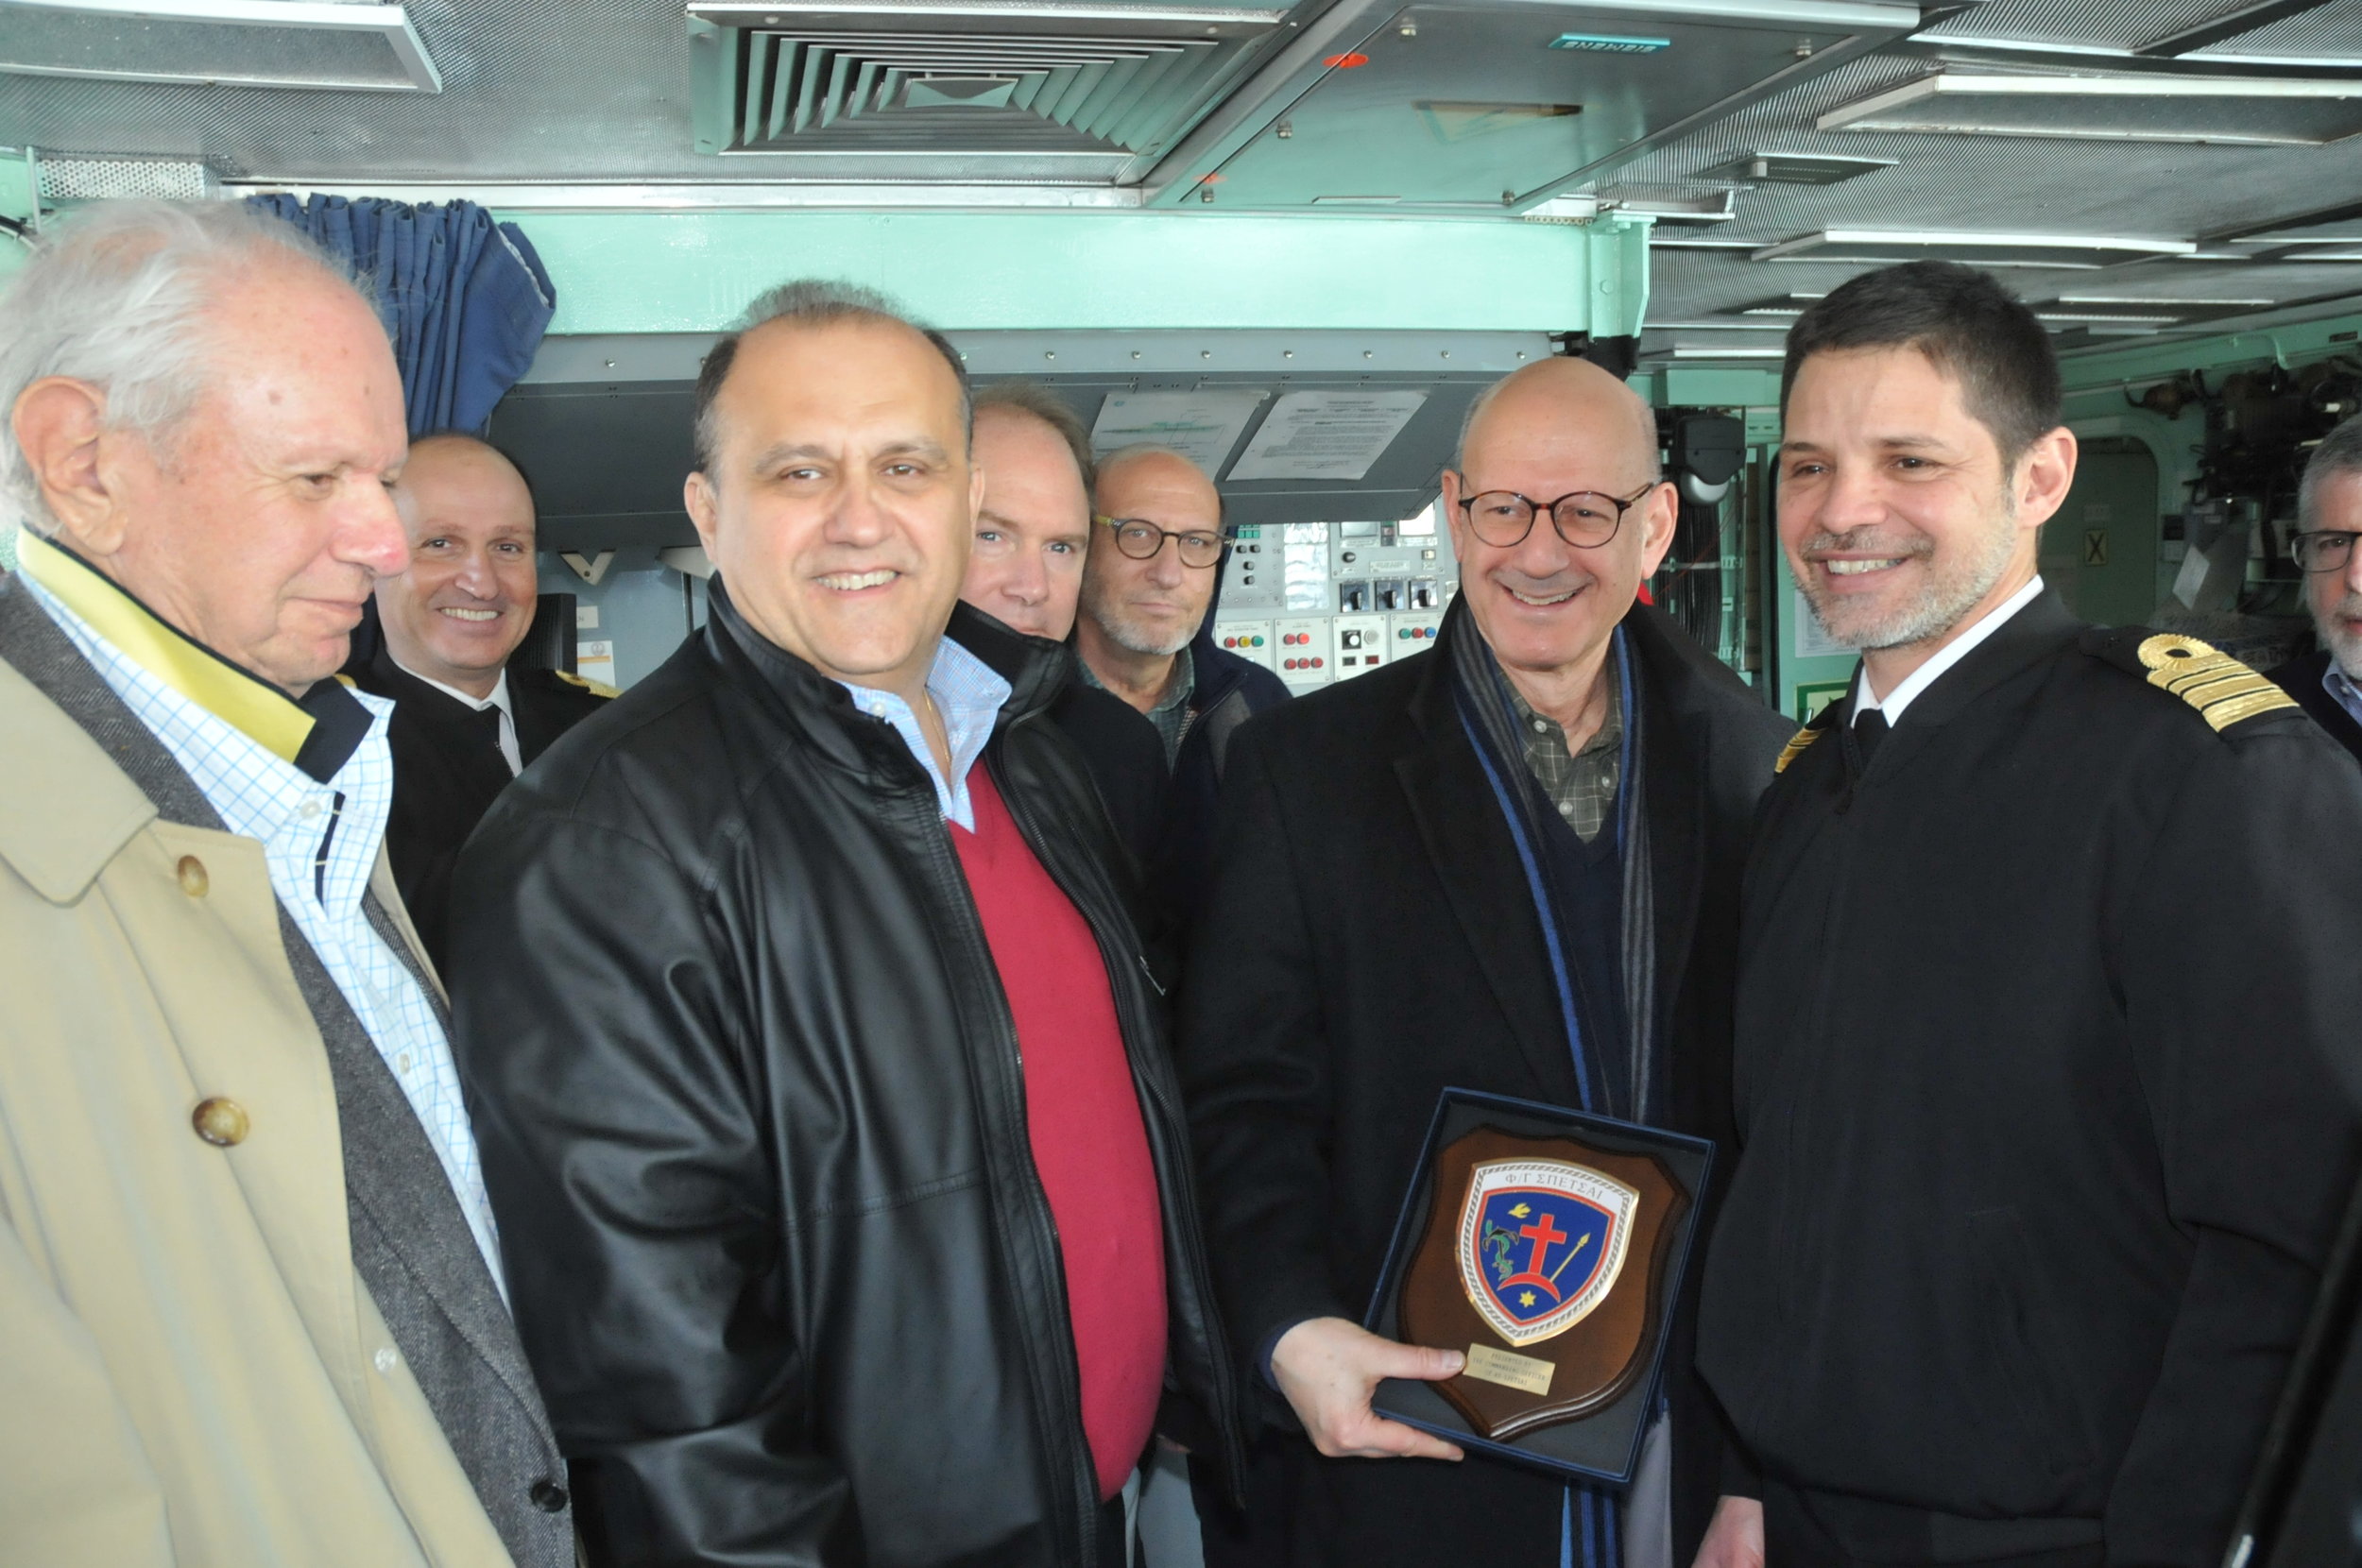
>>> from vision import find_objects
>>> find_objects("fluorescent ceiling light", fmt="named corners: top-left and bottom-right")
top-left (1600, 187), bottom-right (1735, 223)
top-left (1820, 69), bottom-right (2362, 145)
top-left (1692, 151), bottom-right (1894, 185)
top-left (2055, 294), bottom-right (2274, 308)
top-left (1756, 230), bottom-right (2196, 268)
top-left (1646, 347), bottom-right (1789, 360)
top-left (2036, 311), bottom-right (2182, 323)
top-left (0, 0), bottom-right (440, 92)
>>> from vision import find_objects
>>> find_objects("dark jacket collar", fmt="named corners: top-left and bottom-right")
top-left (699, 576), bottom-right (1076, 762)
top-left (1871, 588), bottom-right (2082, 733)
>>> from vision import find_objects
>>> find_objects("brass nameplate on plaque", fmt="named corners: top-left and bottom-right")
top-left (1464, 1343), bottom-right (1555, 1395)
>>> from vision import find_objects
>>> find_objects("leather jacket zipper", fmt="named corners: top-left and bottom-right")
top-left (893, 759), bottom-right (1104, 1568)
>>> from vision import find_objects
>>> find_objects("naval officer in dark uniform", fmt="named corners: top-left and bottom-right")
top-left (349, 432), bottom-right (609, 970)
top-left (1694, 262), bottom-right (2362, 1568)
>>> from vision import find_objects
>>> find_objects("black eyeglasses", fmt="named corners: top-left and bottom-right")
top-left (1451, 479), bottom-right (1661, 550)
top-left (2293, 530), bottom-right (2361, 573)
top-left (1098, 515), bottom-right (1224, 570)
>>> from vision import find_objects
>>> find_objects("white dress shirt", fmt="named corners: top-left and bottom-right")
top-left (1855, 575), bottom-right (2046, 728)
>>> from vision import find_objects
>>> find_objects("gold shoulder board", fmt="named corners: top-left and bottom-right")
top-left (2135, 634), bottom-right (2298, 733)
top-left (1774, 724), bottom-right (1822, 775)
top-left (555, 669), bottom-right (621, 699)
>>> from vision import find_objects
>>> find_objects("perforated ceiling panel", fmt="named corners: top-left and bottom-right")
top-left (2189, 0), bottom-right (2362, 60)
top-left (1918, 0), bottom-right (2303, 51)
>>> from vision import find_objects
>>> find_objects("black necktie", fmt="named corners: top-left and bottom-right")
top-left (471, 704), bottom-right (505, 759)
top-left (1854, 708), bottom-right (1890, 765)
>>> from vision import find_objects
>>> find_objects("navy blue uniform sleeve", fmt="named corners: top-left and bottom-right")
top-left (1176, 725), bottom-right (1349, 1377)
top-left (449, 807), bottom-right (854, 1568)
top-left (2109, 721), bottom-right (2362, 1564)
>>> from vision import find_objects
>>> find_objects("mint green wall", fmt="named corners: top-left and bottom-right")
top-left (504, 210), bottom-right (1652, 336)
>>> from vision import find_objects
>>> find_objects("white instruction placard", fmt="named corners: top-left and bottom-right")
top-left (1225, 390), bottom-right (1429, 482)
top-left (1089, 390), bottom-right (1268, 475)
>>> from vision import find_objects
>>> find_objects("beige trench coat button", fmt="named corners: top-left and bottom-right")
top-left (191, 1097), bottom-right (248, 1148)
top-left (176, 856), bottom-right (209, 897)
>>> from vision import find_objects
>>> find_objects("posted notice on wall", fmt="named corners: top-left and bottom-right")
top-left (1090, 390), bottom-right (1268, 475)
top-left (1225, 390), bottom-right (1429, 482)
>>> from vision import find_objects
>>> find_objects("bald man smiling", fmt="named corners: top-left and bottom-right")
top-left (348, 432), bottom-right (609, 970)
top-left (1179, 358), bottom-right (1789, 1568)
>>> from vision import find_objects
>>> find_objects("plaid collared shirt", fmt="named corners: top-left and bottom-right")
top-left (836, 635), bottom-right (1013, 830)
top-left (1507, 670), bottom-right (1624, 844)
top-left (22, 571), bottom-right (506, 1294)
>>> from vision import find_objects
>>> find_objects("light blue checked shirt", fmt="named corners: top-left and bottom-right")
top-left (835, 636), bottom-right (1012, 829)
top-left (23, 573), bottom-right (506, 1295)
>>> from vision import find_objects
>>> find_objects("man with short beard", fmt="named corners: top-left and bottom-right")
top-left (2271, 413), bottom-right (2362, 765)
top-left (1074, 444), bottom-right (1288, 916)
top-left (1695, 261), bottom-right (2362, 1568)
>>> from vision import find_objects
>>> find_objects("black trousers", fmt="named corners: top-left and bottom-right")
top-left (1764, 1483), bottom-right (2106, 1568)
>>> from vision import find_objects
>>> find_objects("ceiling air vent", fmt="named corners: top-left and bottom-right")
top-left (0, 0), bottom-right (440, 93)
top-left (687, 0), bottom-right (1284, 181)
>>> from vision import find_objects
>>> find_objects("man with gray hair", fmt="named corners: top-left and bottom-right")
top-left (2272, 413), bottom-right (2362, 765)
top-left (0, 199), bottom-right (573, 1566)
top-left (448, 278), bottom-right (1241, 1567)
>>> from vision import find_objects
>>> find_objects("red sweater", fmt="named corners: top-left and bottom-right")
top-left (951, 768), bottom-right (1167, 1500)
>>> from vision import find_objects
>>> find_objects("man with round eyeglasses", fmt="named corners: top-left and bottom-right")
top-left (2271, 413), bottom-right (2362, 765)
top-left (1177, 355), bottom-right (1787, 1568)
top-left (1074, 443), bottom-right (1289, 921)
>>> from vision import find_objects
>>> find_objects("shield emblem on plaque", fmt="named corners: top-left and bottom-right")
top-left (1456, 1159), bottom-right (1637, 1347)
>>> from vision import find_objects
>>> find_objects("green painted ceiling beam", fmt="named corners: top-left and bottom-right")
top-left (504, 209), bottom-right (1652, 337)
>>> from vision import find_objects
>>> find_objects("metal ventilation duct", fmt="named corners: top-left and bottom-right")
top-left (0, 0), bottom-right (440, 93)
top-left (1819, 69), bottom-right (2362, 146)
top-left (686, 0), bottom-right (1283, 179)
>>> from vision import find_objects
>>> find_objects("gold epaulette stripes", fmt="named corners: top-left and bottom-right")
top-left (555, 669), bottom-right (621, 699)
top-left (1774, 724), bottom-right (1822, 774)
top-left (2135, 634), bottom-right (2299, 732)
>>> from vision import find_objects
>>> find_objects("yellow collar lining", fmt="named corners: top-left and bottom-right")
top-left (14, 528), bottom-right (318, 765)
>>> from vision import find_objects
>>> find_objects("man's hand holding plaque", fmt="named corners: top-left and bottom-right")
top-left (1270, 1319), bottom-right (1467, 1462)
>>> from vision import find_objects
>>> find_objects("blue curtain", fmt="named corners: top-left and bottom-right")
top-left (246, 194), bottom-right (556, 436)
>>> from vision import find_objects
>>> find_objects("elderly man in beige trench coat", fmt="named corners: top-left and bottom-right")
top-left (0, 200), bottom-right (573, 1567)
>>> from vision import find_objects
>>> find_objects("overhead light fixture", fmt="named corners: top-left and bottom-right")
top-left (1755, 229), bottom-right (2197, 268)
top-left (1520, 194), bottom-right (1601, 224)
top-left (2060, 295), bottom-right (2277, 307)
top-left (1649, 318), bottom-right (1793, 332)
top-left (1819, 69), bottom-right (2362, 145)
top-left (1600, 187), bottom-right (1735, 223)
top-left (1644, 346), bottom-right (1789, 360)
top-left (0, 0), bottom-right (441, 92)
top-left (1727, 292), bottom-right (1827, 317)
top-left (2036, 310), bottom-right (2182, 323)
top-left (1693, 151), bottom-right (1894, 186)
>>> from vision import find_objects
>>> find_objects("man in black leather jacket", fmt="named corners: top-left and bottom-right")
top-left (447, 280), bottom-right (1240, 1568)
